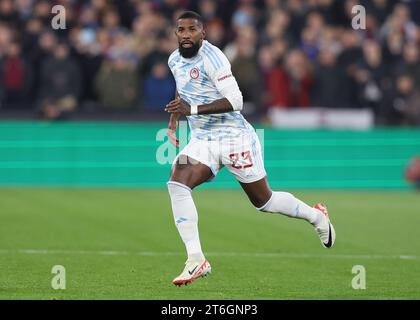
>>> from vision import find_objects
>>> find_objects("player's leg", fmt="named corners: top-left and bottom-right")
top-left (239, 176), bottom-right (336, 248)
top-left (239, 176), bottom-right (323, 225)
top-left (168, 154), bottom-right (213, 262)
top-left (167, 155), bottom-right (214, 285)
top-left (169, 154), bottom-right (214, 189)
top-left (223, 130), bottom-right (335, 248)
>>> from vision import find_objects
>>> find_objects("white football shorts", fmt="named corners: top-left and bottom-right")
top-left (172, 130), bottom-right (266, 184)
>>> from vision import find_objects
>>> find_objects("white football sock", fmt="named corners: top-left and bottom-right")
top-left (257, 191), bottom-right (323, 226)
top-left (167, 181), bottom-right (205, 262)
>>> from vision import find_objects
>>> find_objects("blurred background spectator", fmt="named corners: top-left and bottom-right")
top-left (0, 0), bottom-right (418, 126)
top-left (406, 156), bottom-right (420, 189)
top-left (143, 59), bottom-right (176, 112)
top-left (94, 50), bottom-right (138, 111)
top-left (38, 42), bottom-right (81, 119)
top-left (0, 41), bottom-right (33, 109)
top-left (267, 48), bottom-right (314, 109)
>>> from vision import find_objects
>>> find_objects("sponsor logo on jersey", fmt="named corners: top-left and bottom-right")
top-left (217, 74), bottom-right (232, 82)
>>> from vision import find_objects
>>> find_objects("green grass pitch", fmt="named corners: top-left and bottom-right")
top-left (1, 188), bottom-right (419, 299)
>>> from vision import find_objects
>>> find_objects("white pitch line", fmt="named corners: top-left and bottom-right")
top-left (0, 249), bottom-right (418, 261)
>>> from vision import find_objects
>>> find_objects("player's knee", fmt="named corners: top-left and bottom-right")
top-left (250, 189), bottom-right (275, 212)
top-left (255, 194), bottom-right (274, 212)
top-left (255, 191), bottom-right (295, 213)
top-left (167, 181), bottom-right (192, 200)
top-left (256, 204), bottom-right (270, 213)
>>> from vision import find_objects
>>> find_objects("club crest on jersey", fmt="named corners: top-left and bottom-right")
top-left (190, 67), bottom-right (200, 80)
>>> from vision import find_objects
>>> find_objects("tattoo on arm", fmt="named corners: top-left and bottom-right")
top-left (198, 98), bottom-right (233, 115)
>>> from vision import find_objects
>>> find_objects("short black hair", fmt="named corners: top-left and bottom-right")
top-left (177, 11), bottom-right (204, 26)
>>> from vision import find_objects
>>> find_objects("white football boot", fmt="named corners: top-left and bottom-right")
top-left (313, 203), bottom-right (336, 249)
top-left (172, 259), bottom-right (211, 286)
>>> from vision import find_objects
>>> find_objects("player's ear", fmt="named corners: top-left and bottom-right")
top-left (201, 28), bottom-right (206, 39)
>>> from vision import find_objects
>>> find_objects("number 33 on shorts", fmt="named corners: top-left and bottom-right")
top-left (224, 144), bottom-right (266, 184)
top-left (229, 151), bottom-right (253, 169)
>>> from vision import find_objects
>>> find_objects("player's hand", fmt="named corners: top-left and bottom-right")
top-left (166, 128), bottom-right (180, 147)
top-left (165, 98), bottom-right (191, 116)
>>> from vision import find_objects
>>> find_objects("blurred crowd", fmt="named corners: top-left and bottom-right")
top-left (0, 0), bottom-right (419, 125)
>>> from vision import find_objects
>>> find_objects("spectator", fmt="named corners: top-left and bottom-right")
top-left (229, 26), bottom-right (261, 114)
top-left (260, 9), bottom-right (292, 45)
top-left (101, 7), bottom-right (126, 36)
top-left (336, 29), bottom-right (363, 108)
top-left (231, 0), bottom-right (258, 31)
top-left (382, 74), bottom-right (420, 126)
top-left (300, 26), bottom-right (320, 61)
top-left (299, 11), bottom-right (329, 61)
top-left (312, 48), bottom-right (348, 108)
top-left (33, 0), bottom-right (51, 26)
top-left (131, 15), bottom-right (158, 60)
top-left (32, 30), bottom-right (59, 73)
top-left (0, 23), bottom-right (14, 58)
top-left (79, 4), bottom-right (100, 30)
top-left (38, 43), bottom-right (82, 120)
top-left (69, 26), bottom-right (103, 105)
top-left (365, 0), bottom-right (393, 26)
top-left (354, 40), bottom-right (390, 118)
top-left (22, 18), bottom-right (43, 56)
top-left (205, 18), bottom-right (226, 49)
top-left (337, 29), bottom-right (363, 69)
top-left (286, 0), bottom-right (308, 43)
top-left (0, 0), bottom-right (417, 126)
top-left (95, 53), bottom-right (138, 110)
top-left (143, 60), bottom-right (176, 112)
top-left (305, 10), bottom-right (326, 36)
top-left (0, 0), bottom-right (19, 27)
top-left (405, 157), bottom-right (420, 189)
top-left (258, 44), bottom-right (277, 112)
top-left (197, 0), bottom-right (219, 23)
top-left (396, 41), bottom-right (420, 89)
top-left (379, 2), bottom-right (418, 43)
top-left (139, 32), bottom-right (176, 78)
top-left (159, 0), bottom-right (186, 21)
top-left (0, 42), bottom-right (33, 109)
top-left (15, 0), bottom-right (34, 21)
top-left (267, 49), bottom-right (313, 108)
top-left (382, 30), bottom-right (405, 68)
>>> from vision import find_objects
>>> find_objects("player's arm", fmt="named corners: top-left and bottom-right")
top-left (198, 66), bottom-right (244, 114)
top-left (164, 74), bottom-right (242, 116)
top-left (194, 98), bottom-right (234, 115)
top-left (166, 91), bottom-right (180, 147)
top-left (165, 97), bottom-right (234, 115)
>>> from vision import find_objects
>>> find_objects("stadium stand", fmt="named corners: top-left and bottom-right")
top-left (0, 0), bottom-right (419, 126)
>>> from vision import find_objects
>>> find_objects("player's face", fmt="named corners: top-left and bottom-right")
top-left (175, 18), bottom-right (205, 58)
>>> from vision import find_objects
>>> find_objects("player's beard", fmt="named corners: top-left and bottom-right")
top-left (178, 41), bottom-right (201, 58)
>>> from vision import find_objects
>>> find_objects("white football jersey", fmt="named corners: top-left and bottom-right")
top-left (168, 40), bottom-right (254, 141)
